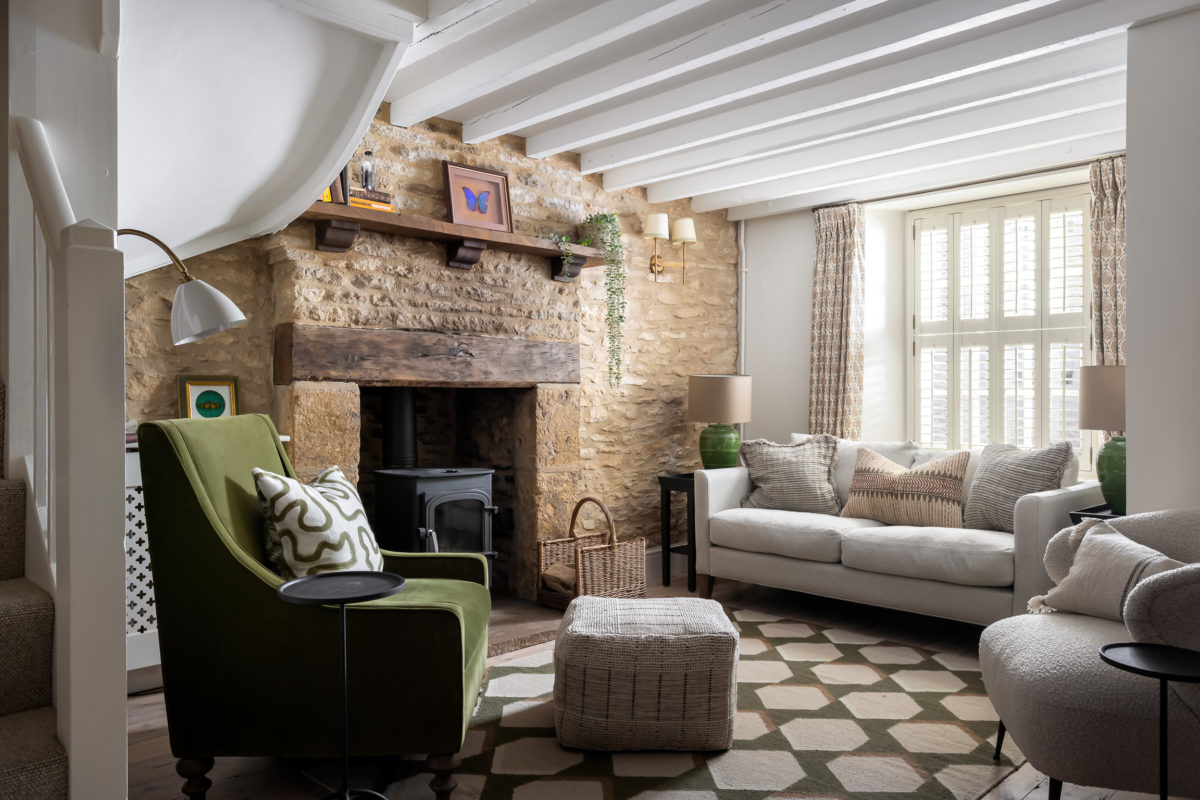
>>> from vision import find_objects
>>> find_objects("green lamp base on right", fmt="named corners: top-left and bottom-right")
top-left (699, 423), bottom-right (741, 469)
top-left (1096, 434), bottom-right (1126, 515)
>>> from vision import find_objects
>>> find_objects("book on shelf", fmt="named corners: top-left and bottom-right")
top-left (318, 173), bottom-right (347, 204)
top-left (349, 196), bottom-right (395, 212)
top-left (349, 187), bottom-right (392, 204)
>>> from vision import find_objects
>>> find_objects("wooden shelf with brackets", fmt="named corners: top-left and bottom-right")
top-left (299, 202), bottom-right (604, 281)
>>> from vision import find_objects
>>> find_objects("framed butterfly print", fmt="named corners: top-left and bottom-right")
top-left (443, 161), bottom-right (513, 233)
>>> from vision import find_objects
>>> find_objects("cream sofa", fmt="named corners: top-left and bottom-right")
top-left (695, 439), bottom-right (1104, 626)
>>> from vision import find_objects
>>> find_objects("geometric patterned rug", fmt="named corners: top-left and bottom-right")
top-left (378, 608), bottom-right (1024, 799)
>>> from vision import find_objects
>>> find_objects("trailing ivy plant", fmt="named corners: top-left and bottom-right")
top-left (583, 212), bottom-right (627, 387)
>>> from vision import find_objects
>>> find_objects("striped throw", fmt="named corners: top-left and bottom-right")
top-left (841, 448), bottom-right (969, 527)
top-left (741, 436), bottom-right (840, 515)
top-left (964, 442), bottom-right (1073, 532)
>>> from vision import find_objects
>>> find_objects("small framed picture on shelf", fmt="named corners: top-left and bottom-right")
top-left (178, 376), bottom-right (239, 419)
top-left (443, 161), bottom-right (512, 233)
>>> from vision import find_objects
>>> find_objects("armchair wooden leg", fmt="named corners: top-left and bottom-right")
top-left (428, 753), bottom-right (461, 800)
top-left (701, 574), bottom-right (716, 599)
top-left (993, 719), bottom-right (1005, 760)
top-left (176, 757), bottom-right (214, 800)
top-left (1047, 777), bottom-right (1063, 800)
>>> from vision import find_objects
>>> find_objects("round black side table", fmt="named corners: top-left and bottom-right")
top-left (1099, 641), bottom-right (1200, 800)
top-left (278, 571), bottom-right (406, 800)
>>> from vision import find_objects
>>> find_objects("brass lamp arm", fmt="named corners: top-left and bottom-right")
top-left (116, 227), bottom-right (195, 282)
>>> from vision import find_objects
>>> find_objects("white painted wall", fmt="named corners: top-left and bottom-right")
top-left (742, 206), bottom-right (908, 444)
top-left (1125, 8), bottom-right (1200, 513)
top-left (742, 211), bottom-right (814, 442)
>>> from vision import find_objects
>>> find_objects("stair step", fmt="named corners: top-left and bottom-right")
top-left (0, 480), bottom-right (25, 581)
top-left (0, 579), bottom-right (52, 717)
top-left (0, 707), bottom-right (67, 800)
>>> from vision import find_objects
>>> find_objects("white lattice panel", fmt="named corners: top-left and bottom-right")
top-left (124, 486), bottom-right (156, 636)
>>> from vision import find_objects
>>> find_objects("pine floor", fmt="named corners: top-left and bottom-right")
top-left (128, 578), bottom-right (1174, 799)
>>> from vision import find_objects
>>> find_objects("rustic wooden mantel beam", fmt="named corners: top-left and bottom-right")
top-left (274, 324), bottom-right (580, 387)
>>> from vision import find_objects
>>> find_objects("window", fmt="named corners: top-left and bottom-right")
top-left (907, 188), bottom-right (1091, 458)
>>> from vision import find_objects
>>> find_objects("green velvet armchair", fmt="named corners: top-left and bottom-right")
top-left (137, 415), bottom-right (490, 800)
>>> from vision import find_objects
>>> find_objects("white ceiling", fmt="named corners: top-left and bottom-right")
top-left (382, 0), bottom-right (1200, 220)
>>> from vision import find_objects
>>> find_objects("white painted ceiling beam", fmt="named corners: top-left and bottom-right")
top-left (275, 0), bottom-right (417, 41)
top-left (524, 0), bottom-right (1069, 158)
top-left (579, 0), bottom-right (1196, 175)
top-left (387, 0), bottom-right (711, 127)
top-left (692, 103), bottom-right (1124, 212)
top-left (726, 131), bottom-right (1125, 220)
top-left (399, 0), bottom-right (539, 69)
top-left (602, 36), bottom-right (1124, 190)
top-left (648, 71), bottom-right (1125, 203)
top-left (460, 0), bottom-right (889, 144)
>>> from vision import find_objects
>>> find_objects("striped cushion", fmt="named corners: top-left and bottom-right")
top-left (741, 436), bottom-right (840, 515)
top-left (964, 442), bottom-right (1073, 532)
top-left (841, 448), bottom-right (969, 528)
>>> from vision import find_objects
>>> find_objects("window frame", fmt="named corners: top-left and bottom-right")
top-left (904, 184), bottom-right (1095, 468)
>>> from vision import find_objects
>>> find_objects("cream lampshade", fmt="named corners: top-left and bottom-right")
top-left (1079, 364), bottom-right (1126, 514)
top-left (670, 217), bottom-right (697, 244)
top-left (643, 212), bottom-right (669, 240)
top-left (688, 374), bottom-right (751, 469)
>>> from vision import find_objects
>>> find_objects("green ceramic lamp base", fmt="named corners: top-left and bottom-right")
top-left (699, 423), bottom-right (741, 469)
top-left (1096, 434), bottom-right (1126, 515)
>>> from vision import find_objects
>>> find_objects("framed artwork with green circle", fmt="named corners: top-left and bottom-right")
top-left (178, 376), bottom-right (239, 419)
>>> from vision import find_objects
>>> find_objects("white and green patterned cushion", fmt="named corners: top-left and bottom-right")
top-left (253, 466), bottom-right (384, 579)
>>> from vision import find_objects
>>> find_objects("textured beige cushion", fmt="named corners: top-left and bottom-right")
top-left (741, 436), bottom-right (839, 514)
top-left (1035, 521), bottom-right (1184, 621)
top-left (841, 449), bottom-right (969, 527)
top-left (710, 507), bottom-right (884, 563)
top-left (964, 442), bottom-right (1073, 532)
top-left (912, 446), bottom-right (1079, 505)
top-left (791, 434), bottom-right (919, 505)
top-left (841, 525), bottom-right (1014, 587)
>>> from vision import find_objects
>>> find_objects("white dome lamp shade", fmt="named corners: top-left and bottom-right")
top-left (117, 228), bottom-right (246, 345)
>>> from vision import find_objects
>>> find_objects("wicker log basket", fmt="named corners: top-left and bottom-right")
top-left (536, 497), bottom-right (646, 610)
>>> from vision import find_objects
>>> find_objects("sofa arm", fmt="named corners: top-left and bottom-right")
top-left (380, 551), bottom-right (489, 586)
top-left (1011, 480), bottom-right (1104, 615)
top-left (695, 467), bottom-right (751, 574)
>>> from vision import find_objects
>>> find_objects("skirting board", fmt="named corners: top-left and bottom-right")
top-left (645, 546), bottom-right (688, 585)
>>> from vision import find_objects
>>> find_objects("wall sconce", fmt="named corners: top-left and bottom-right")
top-left (117, 228), bottom-right (246, 345)
top-left (643, 212), bottom-right (696, 283)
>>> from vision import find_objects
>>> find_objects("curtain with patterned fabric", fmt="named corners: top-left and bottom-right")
top-left (1090, 156), bottom-right (1126, 366)
top-left (808, 203), bottom-right (865, 439)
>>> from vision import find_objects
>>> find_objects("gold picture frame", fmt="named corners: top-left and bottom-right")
top-left (178, 376), bottom-right (239, 419)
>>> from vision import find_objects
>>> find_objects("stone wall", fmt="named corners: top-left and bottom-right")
top-left (124, 107), bottom-right (739, 595)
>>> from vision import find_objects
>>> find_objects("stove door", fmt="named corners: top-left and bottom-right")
top-left (424, 489), bottom-right (495, 558)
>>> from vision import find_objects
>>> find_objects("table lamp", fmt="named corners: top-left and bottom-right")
top-left (1079, 365), bottom-right (1126, 514)
top-left (688, 375), bottom-right (752, 469)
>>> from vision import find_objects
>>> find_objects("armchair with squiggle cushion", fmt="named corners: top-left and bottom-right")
top-left (980, 507), bottom-right (1200, 798)
top-left (137, 414), bottom-right (489, 800)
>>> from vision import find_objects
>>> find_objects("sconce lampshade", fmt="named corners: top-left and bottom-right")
top-left (670, 217), bottom-right (697, 244)
top-left (643, 212), bottom-right (669, 240)
top-left (1079, 365), bottom-right (1126, 431)
top-left (171, 279), bottom-right (248, 346)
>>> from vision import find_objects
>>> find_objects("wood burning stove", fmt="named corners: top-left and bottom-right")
top-left (372, 388), bottom-right (498, 579)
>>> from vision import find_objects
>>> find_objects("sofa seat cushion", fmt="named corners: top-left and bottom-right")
top-left (710, 508), bottom-right (884, 563)
top-left (841, 526), bottom-right (1014, 587)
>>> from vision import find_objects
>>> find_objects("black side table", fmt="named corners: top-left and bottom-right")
top-left (278, 571), bottom-right (406, 800)
top-left (1068, 504), bottom-right (1124, 525)
top-left (658, 472), bottom-right (696, 592)
top-left (1099, 641), bottom-right (1200, 800)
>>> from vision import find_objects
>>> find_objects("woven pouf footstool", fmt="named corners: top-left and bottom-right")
top-left (553, 596), bottom-right (738, 751)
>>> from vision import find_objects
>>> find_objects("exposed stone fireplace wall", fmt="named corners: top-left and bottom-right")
top-left (125, 107), bottom-right (739, 598)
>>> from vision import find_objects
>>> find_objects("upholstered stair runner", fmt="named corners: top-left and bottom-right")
top-left (0, 387), bottom-right (68, 799)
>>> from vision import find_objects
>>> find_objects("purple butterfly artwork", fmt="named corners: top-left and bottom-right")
top-left (462, 187), bottom-right (490, 215)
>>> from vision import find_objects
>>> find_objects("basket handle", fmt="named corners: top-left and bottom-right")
top-left (569, 496), bottom-right (617, 546)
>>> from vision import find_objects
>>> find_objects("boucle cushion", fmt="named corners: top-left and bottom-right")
top-left (964, 442), bottom-right (1072, 532)
top-left (253, 466), bottom-right (384, 579)
top-left (741, 436), bottom-right (839, 514)
top-left (1031, 521), bottom-right (1183, 621)
top-left (791, 434), bottom-right (919, 505)
top-left (840, 448), bottom-right (969, 527)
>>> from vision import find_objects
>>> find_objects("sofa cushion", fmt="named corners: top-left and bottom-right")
top-left (964, 442), bottom-right (1073, 532)
top-left (791, 434), bottom-right (919, 505)
top-left (913, 446), bottom-right (1080, 505)
top-left (741, 436), bottom-right (840, 514)
top-left (710, 507), bottom-right (884, 563)
top-left (841, 526), bottom-right (1014, 587)
top-left (841, 449), bottom-right (969, 528)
